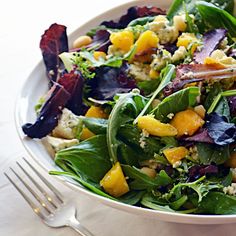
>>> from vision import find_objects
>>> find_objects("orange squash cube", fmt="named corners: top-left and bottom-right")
top-left (100, 162), bottom-right (129, 197)
top-left (170, 109), bottom-right (204, 137)
top-left (163, 147), bottom-right (189, 165)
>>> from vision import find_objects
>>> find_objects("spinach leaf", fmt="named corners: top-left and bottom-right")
top-left (80, 117), bottom-right (107, 134)
top-left (55, 135), bottom-right (112, 183)
top-left (134, 64), bottom-right (175, 124)
top-left (196, 143), bottom-right (230, 165)
top-left (197, 1), bottom-right (236, 38)
top-left (118, 143), bottom-right (140, 166)
top-left (117, 190), bottom-right (145, 205)
top-left (167, 0), bottom-right (234, 20)
top-left (50, 170), bottom-right (115, 200)
top-left (198, 192), bottom-right (236, 214)
top-left (107, 90), bottom-right (148, 163)
top-left (137, 79), bottom-right (160, 96)
top-left (118, 125), bottom-right (164, 161)
top-left (122, 165), bottom-right (172, 190)
top-left (128, 16), bottom-right (156, 27)
top-left (50, 170), bottom-right (145, 205)
top-left (152, 86), bottom-right (200, 123)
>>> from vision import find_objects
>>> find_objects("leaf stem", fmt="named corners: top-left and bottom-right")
top-left (133, 64), bottom-right (175, 124)
top-left (207, 89), bottom-right (236, 114)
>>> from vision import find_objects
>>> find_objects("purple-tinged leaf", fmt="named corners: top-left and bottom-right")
top-left (228, 96), bottom-right (236, 116)
top-left (22, 71), bottom-right (84, 138)
top-left (165, 64), bottom-right (236, 94)
top-left (58, 71), bottom-right (84, 115)
top-left (101, 6), bottom-right (165, 29)
top-left (194, 29), bottom-right (227, 64)
top-left (188, 164), bottom-right (218, 181)
top-left (87, 62), bottom-right (137, 100)
top-left (40, 23), bottom-right (69, 82)
top-left (22, 84), bottom-right (70, 139)
top-left (206, 112), bottom-right (236, 145)
top-left (181, 128), bottom-right (214, 144)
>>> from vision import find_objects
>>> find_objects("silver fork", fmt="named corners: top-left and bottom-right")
top-left (4, 157), bottom-right (94, 236)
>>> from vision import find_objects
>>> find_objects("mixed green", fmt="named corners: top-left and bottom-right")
top-left (23, 0), bottom-right (236, 214)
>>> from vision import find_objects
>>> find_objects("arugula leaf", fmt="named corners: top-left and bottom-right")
top-left (107, 90), bottom-right (148, 163)
top-left (198, 192), bottom-right (236, 214)
top-left (165, 176), bottom-right (222, 203)
top-left (197, 1), bottom-right (236, 38)
top-left (141, 193), bottom-right (196, 213)
top-left (122, 165), bottom-right (172, 190)
top-left (55, 135), bottom-right (112, 183)
top-left (152, 86), bottom-right (200, 123)
top-left (196, 143), bottom-right (230, 165)
top-left (134, 64), bottom-right (175, 124)
top-left (80, 117), bottom-right (107, 134)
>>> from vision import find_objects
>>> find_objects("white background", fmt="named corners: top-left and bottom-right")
top-left (0, 0), bottom-right (236, 235)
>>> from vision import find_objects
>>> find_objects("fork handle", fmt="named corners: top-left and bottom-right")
top-left (68, 216), bottom-right (94, 236)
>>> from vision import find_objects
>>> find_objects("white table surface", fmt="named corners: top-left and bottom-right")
top-left (1, 0), bottom-right (236, 235)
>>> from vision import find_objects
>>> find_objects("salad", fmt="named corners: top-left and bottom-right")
top-left (22, 0), bottom-right (236, 214)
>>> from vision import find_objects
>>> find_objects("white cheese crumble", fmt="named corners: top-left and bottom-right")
top-left (148, 18), bottom-right (179, 44)
top-left (52, 108), bottom-right (80, 139)
top-left (171, 46), bottom-right (187, 62)
top-left (223, 183), bottom-right (236, 196)
top-left (167, 113), bottom-right (174, 120)
top-left (173, 161), bottom-right (182, 168)
top-left (139, 129), bottom-right (150, 149)
top-left (128, 62), bottom-right (151, 81)
top-left (42, 135), bottom-right (79, 156)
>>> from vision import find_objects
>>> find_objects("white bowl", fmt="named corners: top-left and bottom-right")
top-left (15, 0), bottom-right (236, 224)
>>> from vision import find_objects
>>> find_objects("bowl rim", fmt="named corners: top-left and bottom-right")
top-left (14, 0), bottom-right (236, 224)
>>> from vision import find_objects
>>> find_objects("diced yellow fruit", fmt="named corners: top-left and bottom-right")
top-left (110, 30), bottom-right (134, 52)
top-left (149, 69), bottom-right (159, 79)
top-left (170, 109), bottom-right (205, 137)
top-left (194, 105), bottom-right (206, 119)
top-left (225, 152), bottom-right (236, 168)
top-left (204, 57), bottom-right (225, 68)
top-left (135, 30), bottom-right (159, 54)
top-left (204, 50), bottom-right (236, 68)
top-left (100, 162), bottom-right (129, 197)
top-left (177, 33), bottom-right (199, 53)
top-left (85, 106), bottom-right (108, 119)
top-left (163, 147), bottom-right (189, 165)
top-left (137, 115), bottom-right (177, 137)
top-left (80, 128), bottom-right (95, 140)
top-left (93, 51), bottom-right (106, 60)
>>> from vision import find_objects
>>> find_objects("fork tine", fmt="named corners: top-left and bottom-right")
top-left (9, 167), bottom-right (52, 215)
top-left (23, 157), bottom-right (64, 204)
top-left (16, 161), bottom-right (58, 209)
top-left (4, 172), bottom-right (45, 219)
